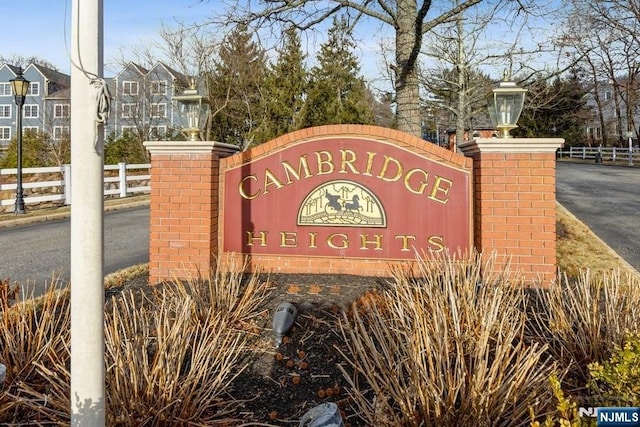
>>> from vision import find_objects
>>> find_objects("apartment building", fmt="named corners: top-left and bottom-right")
top-left (0, 61), bottom-right (189, 150)
top-left (110, 61), bottom-right (189, 140)
top-left (0, 63), bottom-right (71, 149)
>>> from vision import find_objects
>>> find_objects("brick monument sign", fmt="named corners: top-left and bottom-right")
top-left (144, 125), bottom-right (563, 285)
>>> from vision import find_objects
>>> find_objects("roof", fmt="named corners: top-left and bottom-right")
top-left (27, 63), bottom-right (71, 87)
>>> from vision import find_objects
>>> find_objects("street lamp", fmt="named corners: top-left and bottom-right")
top-left (10, 67), bottom-right (30, 214)
top-left (173, 78), bottom-right (209, 141)
top-left (487, 72), bottom-right (527, 138)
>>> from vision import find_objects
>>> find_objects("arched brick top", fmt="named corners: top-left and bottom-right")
top-left (222, 125), bottom-right (472, 169)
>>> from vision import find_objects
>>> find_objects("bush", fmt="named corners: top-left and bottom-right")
top-left (587, 332), bottom-right (640, 406)
top-left (337, 252), bottom-right (556, 426)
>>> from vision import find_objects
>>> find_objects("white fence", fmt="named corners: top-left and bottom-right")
top-left (558, 146), bottom-right (640, 163)
top-left (0, 163), bottom-right (151, 210)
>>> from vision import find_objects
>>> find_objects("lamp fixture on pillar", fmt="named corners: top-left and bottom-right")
top-left (173, 78), bottom-right (209, 141)
top-left (487, 72), bottom-right (527, 138)
top-left (10, 67), bottom-right (30, 214)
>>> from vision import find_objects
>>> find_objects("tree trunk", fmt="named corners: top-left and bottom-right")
top-left (395, 1), bottom-right (422, 138)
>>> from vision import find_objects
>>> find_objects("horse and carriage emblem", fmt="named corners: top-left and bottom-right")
top-left (297, 180), bottom-right (386, 227)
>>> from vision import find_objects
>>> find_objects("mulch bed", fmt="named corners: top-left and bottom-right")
top-left (229, 273), bottom-right (388, 426)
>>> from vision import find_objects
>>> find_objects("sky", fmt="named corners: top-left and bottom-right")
top-left (0, 0), bottom-right (221, 75)
top-left (0, 0), bottom-right (561, 91)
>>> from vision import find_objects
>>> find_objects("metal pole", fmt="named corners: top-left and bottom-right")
top-left (14, 100), bottom-right (26, 214)
top-left (70, 0), bottom-right (105, 424)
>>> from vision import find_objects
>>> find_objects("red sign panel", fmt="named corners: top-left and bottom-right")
top-left (222, 136), bottom-right (471, 260)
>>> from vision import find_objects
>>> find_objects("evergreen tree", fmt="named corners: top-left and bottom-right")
top-left (517, 70), bottom-right (590, 145)
top-left (207, 24), bottom-right (268, 147)
top-left (252, 27), bottom-right (308, 143)
top-left (0, 130), bottom-right (69, 168)
top-left (300, 16), bottom-right (373, 127)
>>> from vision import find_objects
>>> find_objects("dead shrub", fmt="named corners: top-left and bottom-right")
top-left (338, 252), bottom-right (555, 426)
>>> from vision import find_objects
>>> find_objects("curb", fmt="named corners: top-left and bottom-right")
top-left (0, 198), bottom-right (150, 228)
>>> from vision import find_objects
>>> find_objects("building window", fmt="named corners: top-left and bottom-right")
top-left (53, 126), bottom-right (70, 140)
top-left (121, 103), bottom-right (138, 118)
top-left (122, 81), bottom-right (139, 96)
top-left (27, 82), bottom-right (40, 96)
top-left (23, 126), bottom-right (39, 135)
top-left (24, 104), bottom-right (39, 118)
top-left (54, 104), bottom-right (70, 118)
top-left (121, 126), bottom-right (136, 136)
top-left (0, 105), bottom-right (11, 118)
top-left (0, 127), bottom-right (10, 140)
top-left (150, 103), bottom-right (166, 118)
top-left (151, 80), bottom-right (167, 95)
top-left (0, 83), bottom-right (11, 96)
top-left (148, 126), bottom-right (167, 139)
top-left (604, 90), bottom-right (612, 101)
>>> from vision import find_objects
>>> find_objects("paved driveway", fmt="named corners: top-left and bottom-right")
top-left (556, 161), bottom-right (640, 271)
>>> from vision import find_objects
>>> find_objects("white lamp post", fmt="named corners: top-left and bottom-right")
top-left (173, 79), bottom-right (210, 141)
top-left (487, 73), bottom-right (527, 138)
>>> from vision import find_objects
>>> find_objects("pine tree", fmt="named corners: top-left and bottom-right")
top-left (517, 70), bottom-right (589, 145)
top-left (207, 24), bottom-right (267, 147)
top-left (300, 16), bottom-right (373, 127)
top-left (252, 27), bottom-right (308, 143)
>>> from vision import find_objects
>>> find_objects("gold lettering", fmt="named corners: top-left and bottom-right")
top-left (246, 231), bottom-right (268, 247)
top-left (280, 232), bottom-right (298, 248)
top-left (427, 176), bottom-right (453, 204)
top-left (315, 151), bottom-right (334, 175)
top-left (308, 232), bottom-right (318, 248)
top-left (281, 156), bottom-right (312, 184)
top-left (263, 169), bottom-right (284, 194)
top-left (377, 155), bottom-right (403, 182)
top-left (239, 175), bottom-right (260, 200)
top-left (404, 168), bottom-right (429, 195)
top-left (360, 234), bottom-right (384, 250)
top-left (427, 235), bottom-right (445, 253)
top-left (395, 235), bottom-right (417, 252)
top-left (363, 152), bottom-right (376, 176)
top-left (339, 149), bottom-right (359, 174)
top-left (327, 233), bottom-right (349, 249)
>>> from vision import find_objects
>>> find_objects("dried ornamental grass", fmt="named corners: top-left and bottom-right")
top-left (338, 252), bottom-right (555, 427)
top-left (104, 288), bottom-right (247, 425)
top-left (529, 269), bottom-right (640, 388)
top-left (0, 261), bottom-right (271, 425)
top-left (0, 281), bottom-right (71, 422)
top-left (162, 257), bottom-right (273, 327)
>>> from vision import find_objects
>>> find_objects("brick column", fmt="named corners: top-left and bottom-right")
top-left (143, 141), bottom-right (239, 284)
top-left (458, 138), bottom-right (564, 285)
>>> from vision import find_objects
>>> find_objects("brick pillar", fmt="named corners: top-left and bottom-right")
top-left (458, 138), bottom-right (564, 285)
top-left (143, 141), bottom-right (239, 284)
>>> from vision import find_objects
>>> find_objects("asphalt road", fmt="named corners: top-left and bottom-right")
top-left (0, 206), bottom-right (149, 295)
top-left (1, 161), bottom-right (638, 295)
top-left (556, 161), bottom-right (640, 271)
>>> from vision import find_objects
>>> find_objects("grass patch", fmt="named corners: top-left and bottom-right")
top-left (556, 202), bottom-right (638, 277)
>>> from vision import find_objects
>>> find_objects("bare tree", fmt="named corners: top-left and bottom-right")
top-left (560, 0), bottom-right (640, 146)
top-left (421, 0), bottom-right (566, 148)
top-left (202, 0), bottom-right (505, 138)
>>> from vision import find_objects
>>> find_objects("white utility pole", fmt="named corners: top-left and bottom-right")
top-left (70, 0), bottom-right (106, 424)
